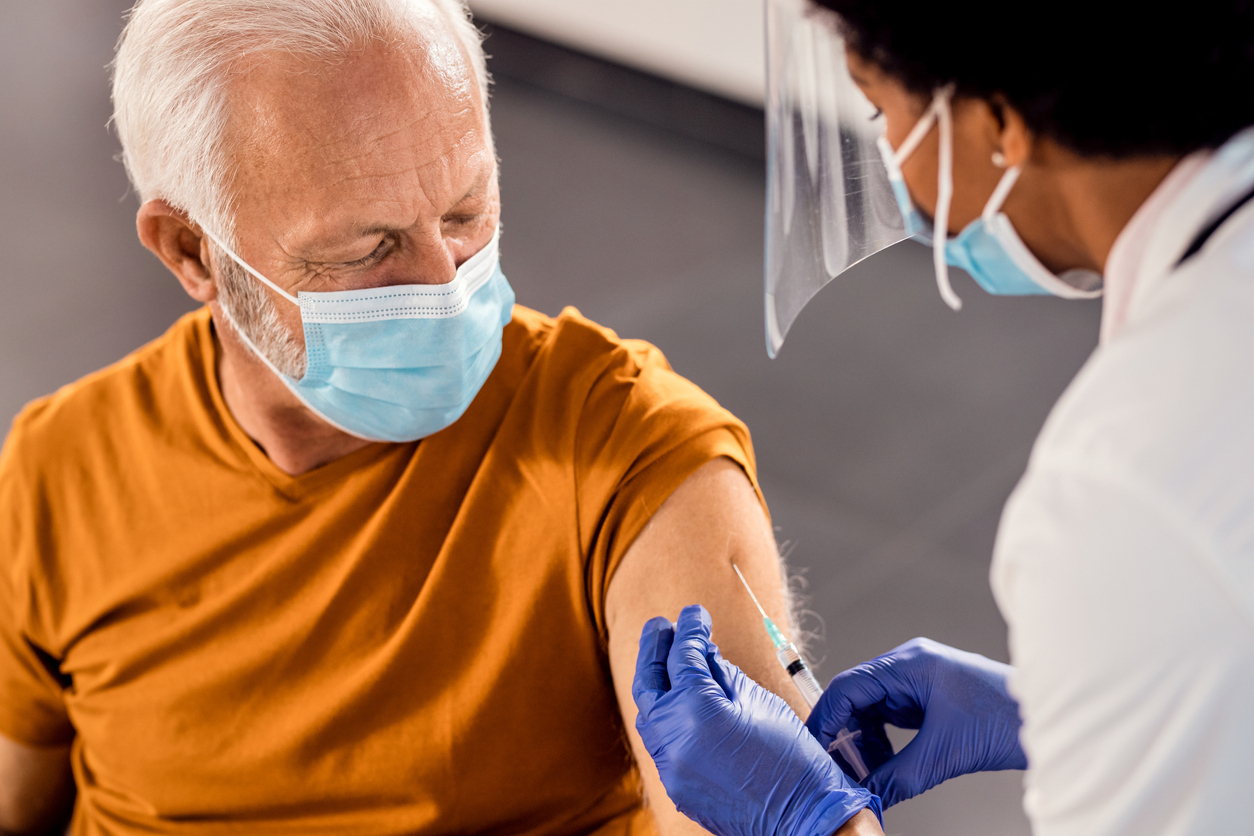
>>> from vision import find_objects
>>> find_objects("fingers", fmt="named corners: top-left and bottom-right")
top-left (864, 762), bottom-right (913, 808)
top-left (853, 717), bottom-right (896, 774)
top-left (632, 616), bottom-right (675, 719)
top-left (862, 734), bottom-right (940, 808)
top-left (702, 630), bottom-right (740, 699)
top-left (666, 605), bottom-right (721, 692)
top-left (805, 665), bottom-right (890, 749)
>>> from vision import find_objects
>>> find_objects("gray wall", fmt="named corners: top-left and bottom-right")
top-left (0, 1), bottom-right (198, 424)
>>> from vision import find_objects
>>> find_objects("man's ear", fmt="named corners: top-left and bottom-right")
top-left (136, 200), bottom-right (218, 303)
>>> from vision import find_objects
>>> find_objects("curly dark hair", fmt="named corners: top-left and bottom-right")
top-left (810, 0), bottom-right (1254, 158)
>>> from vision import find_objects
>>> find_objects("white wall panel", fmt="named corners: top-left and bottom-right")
top-left (468, 0), bottom-right (765, 105)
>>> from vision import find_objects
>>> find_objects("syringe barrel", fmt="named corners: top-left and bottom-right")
top-left (775, 642), bottom-right (825, 708)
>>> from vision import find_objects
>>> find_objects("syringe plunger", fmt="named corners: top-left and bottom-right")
top-left (775, 640), bottom-right (870, 782)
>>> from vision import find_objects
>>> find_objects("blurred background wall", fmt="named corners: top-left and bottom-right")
top-left (0, 2), bottom-right (1104, 834)
top-left (468, 0), bottom-right (765, 104)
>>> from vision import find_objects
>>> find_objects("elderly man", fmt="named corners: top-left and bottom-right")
top-left (0, 0), bottom-right (810, 834)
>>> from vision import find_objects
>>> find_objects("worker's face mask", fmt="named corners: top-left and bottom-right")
top-left (876, 86), bottom-right (1102, 310)
top-left (204, 226), bottom-right (514, 443)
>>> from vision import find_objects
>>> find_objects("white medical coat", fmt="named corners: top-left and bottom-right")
top-left (991, 128), bottom-right (1254, 835)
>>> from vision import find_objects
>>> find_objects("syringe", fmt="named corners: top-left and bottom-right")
top-left (732, 564), bottom-right (870, 781)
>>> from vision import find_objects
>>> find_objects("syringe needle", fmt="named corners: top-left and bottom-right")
top-left (732, 563), bottom-right (770, 620)
top-left (733, 562), bottom-right (826, 709)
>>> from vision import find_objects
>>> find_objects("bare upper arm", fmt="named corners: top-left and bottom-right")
top-left (0, 732), bottom-right (73, 835)
top-left (605, 457), bottom-right (809, 835)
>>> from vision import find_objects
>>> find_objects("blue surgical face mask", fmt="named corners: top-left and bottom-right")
top-left (204, 226), bottom-right (515, 443)
top-left (876, 87), bottom-right (1102, 310)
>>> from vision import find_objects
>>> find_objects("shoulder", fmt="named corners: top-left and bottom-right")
top-left (505, 305), bottom-right (671, 381)
top-left (499, 304), bottom-right (752, 478)
top-left (503, 304), bottom-right (726, 419)
top-left (1037, 240), bottom-right (1254, 499)
top-left (1009, 242), bottom-right (1254, 602)
top-left (3, 309), bottom-right (210, 479)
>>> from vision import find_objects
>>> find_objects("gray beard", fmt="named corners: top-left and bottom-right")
top-left (211, 243), bottom-right (308, 380)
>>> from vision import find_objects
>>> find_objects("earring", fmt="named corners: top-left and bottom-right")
top-left (991, 151), bottom-right (1008, 168)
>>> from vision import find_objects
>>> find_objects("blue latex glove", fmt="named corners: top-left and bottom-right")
top-left (633, 605), bottom-right (881, 836)
top-left (805, 637), bottom-right (1027, 808)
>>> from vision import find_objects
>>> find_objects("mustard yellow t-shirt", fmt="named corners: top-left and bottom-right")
top-left (0, 305), bottom-right (761, 835)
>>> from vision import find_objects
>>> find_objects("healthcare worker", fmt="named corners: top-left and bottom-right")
top-left (630, 1), bottom-right (1254, 834)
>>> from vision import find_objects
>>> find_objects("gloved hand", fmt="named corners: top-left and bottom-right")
top-left (805, 637), bottom-right (1027, 808)
top-left (633, 605), bottom-right (881, 836)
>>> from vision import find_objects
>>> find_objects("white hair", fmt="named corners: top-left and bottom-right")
top-left (110, 0), bottom-right (491, 245)
top-left (215, 250), bottom-right (309, 378)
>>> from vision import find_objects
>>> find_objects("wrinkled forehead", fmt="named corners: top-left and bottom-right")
top-left (221, 23), bottom-right (493, 230)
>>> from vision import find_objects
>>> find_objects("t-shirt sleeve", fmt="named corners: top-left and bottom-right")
top-left (574, 336), bottom-right (765, 641)
top-left (991, 464), bottom-right (1254, 836)
top-left (0, 419), bottom-right (75, 746)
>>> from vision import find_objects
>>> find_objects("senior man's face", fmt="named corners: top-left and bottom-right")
top-left (220, 30), bottom-right (499, 343)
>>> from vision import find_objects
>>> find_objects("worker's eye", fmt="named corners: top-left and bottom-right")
top-left (869, 107), bottom-right (884, 121)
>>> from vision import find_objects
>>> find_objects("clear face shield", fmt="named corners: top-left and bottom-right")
top-left (764, 0), bottom-right (905, 357)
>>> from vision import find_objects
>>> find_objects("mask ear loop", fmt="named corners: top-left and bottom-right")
top-left (932, 86), bottom-right (963, 311)
top-left (893, 95), bottom-right (943, 165)
top-left (981, 165), bottom-right (1023, 223)
top-left (201, 229), bottom-right (301, 306)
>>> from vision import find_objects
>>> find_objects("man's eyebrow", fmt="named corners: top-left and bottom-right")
top-left (448, 170), bottom-right (492, 209)
top-left (356, 223), bottom-right (403, 238)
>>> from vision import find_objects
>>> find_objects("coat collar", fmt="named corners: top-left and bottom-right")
top-left (1103, 127), bottom-right (1254, 344)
